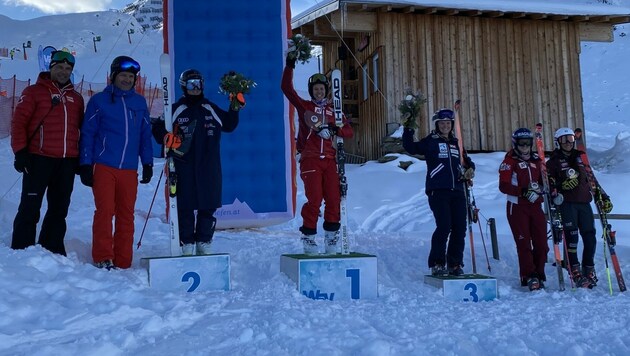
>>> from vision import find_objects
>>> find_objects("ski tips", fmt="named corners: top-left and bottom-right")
top-left (453, 99), bottom-right (461, 111)
top-left (536, 122), bottom-right (543, 128)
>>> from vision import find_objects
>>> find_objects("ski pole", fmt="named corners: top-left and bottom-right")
top-left (137, 169), bottom-right (164, 249)
top-left (476, 214), bottom-right (491, 273)
top-left (0, 176), bottom-right (22, 202)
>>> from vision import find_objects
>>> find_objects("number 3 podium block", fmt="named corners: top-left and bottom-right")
top-left (424, 274), bottom-right (497, 302)
top-left (280, 253), bottom-right (378, 300)
top-left (142, 254), bottom-right (230, 292)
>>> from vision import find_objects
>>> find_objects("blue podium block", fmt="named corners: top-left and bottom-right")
top-left (280, 253), bottom-right (378, 300)
top-left (424, 274), bottom-right (497, 302)
top-left (142, 254), bottom-right (230, 292)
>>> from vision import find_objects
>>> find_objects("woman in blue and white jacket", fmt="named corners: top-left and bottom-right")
top-left (402, 108), bottom-right (475, 277)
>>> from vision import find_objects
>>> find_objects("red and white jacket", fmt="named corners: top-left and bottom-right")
top-left (498, 149), bottom-right (544, 205)
top-left (281, 66), bottom-right (353, 160)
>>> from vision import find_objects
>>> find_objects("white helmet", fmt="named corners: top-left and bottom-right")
top-left (554, 127), bottom-right (575, 149)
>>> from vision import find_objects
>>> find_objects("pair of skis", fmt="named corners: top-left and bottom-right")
top-left (160, 53), bottom-right (182, 257)
top-left (574, 130), bottom-right (626, 293)
top-left (534, 124), bottom-right (568, 291)
top-left (331, 68), bottom-right (350, 255)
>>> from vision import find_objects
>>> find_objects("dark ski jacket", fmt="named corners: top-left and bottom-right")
top-left (546, 148), bottom-right (592, 204)
top-left (402, 128), bottom-right (474, 194)
top-left (80, 84), bottom-right (153, 169)
top-left (154, 95), bottom-right (238, 210)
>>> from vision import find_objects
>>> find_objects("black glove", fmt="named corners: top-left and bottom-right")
top-left (79, 165), bottom-right (93, 187)
top-left (286, 56), bottom-right (296, 69)
top-left (140, 164), bottom-right (153, 184)
top-left (14, 148), bottom-right (31, 174)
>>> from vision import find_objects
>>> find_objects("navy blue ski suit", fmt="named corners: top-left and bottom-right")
top-left (402, 128), bottom-right (474, 269)
top-left (153, 95), bottom-right (239, 244)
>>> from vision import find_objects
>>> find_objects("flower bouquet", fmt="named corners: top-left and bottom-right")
top-left (398, 89), bottom-right (426, 130)
top-left (287, 33), bottom-right (313, 64)
top-left (219, 71), bottom-right (256, 111)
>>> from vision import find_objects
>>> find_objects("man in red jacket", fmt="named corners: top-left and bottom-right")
top-left (10, 51), bottom-right (84, 256)
top-left (281, 56), bottom-right (353, 255)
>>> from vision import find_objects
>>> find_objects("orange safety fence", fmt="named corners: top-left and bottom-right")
top-left (0, 75), bottom-right (163, 138)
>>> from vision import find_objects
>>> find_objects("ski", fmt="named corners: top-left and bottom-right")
top-left (160, 53), bottom-right (182, 257)
top-left (453, 100), bottom-right (477, 274)
top-left (331, 68), bottom-right (349, 255)
top-left (534, 123), bottom-right (566, 291)
top-left (574, 128), bottom-right (625, 292)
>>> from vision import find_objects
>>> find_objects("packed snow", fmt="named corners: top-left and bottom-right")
top-left (2, 1), bottom-right (630, 355)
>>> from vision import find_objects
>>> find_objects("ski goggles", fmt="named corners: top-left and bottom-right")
top-left (558, 135), bottom-right (575, 144)
top-left (308, 73), bottom-right (328, 84)
top-left (118, 58), bottom-right (141, 74)
top-left (50, 51), bottom-right (75, 68)
top-left (435, 109), bottom-right (455, 120)
top-left (516, 139), bottom-right (532, 147)
top-left (185, 79), bottom-right (203, 91)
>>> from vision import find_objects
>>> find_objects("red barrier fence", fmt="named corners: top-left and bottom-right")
top-left (0, 75), bottom-right (163, 138)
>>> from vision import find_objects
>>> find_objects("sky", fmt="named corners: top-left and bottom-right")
top-left (2, 1), bottom-right (630, 354)
top-left (0, 0), bottom-right (320, 20)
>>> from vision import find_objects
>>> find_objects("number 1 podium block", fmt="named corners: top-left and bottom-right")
top-left (280, 253), bottom-right (378, 300)
top-left (424, 274), bottom-right (497, 302)
top-left (141, 254), bottom-right (230, 293)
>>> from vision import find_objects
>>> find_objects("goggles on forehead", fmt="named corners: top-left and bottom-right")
top-left (50, 51), bottom-right (75, 66)
top-left (309, 73), bottom-right (327, 84)
top-left (185, 79), bottom-right (203, 91)
top-left (436, 109), bottom-right (455, 120)
top-left (558, 135), bottom-right (575, 144)
top-left (119, 59), bottom-right (141, 73)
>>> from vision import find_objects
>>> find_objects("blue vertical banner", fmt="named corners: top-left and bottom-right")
top-left (164, 0), bottom-right (295, 228)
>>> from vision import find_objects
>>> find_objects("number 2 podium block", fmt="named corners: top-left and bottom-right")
top-left (142, 254), bottom-right (230, 293)
top-left (424, 274), bottom-right (497, 302)
top-left (280, 253), bottom-right (378, 301)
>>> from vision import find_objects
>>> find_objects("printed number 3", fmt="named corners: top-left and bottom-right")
top-left (463, 282), bottom-right (479, 302)
top-left (182, 271), bottom-right (201, 292)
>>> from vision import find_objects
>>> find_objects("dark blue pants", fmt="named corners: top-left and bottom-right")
top-left (12, 155), bottom-right (77, 255)
top-left (560, 201), bottom-right (596, 267)
top-left (178, 208), bottom-right (217, 244)
top-left (427, 189), bottom-right (467, 268)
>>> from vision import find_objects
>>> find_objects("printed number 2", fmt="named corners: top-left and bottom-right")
top-left (182, 271), bottom-right (201, 292)
top-left (463, 282), bottom-right (479, 302)
top-left (346, 269), bottom-right (360, 299)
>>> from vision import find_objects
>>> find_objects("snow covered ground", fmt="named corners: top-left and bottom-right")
top-left (2, 1), bottom-right (630, 355)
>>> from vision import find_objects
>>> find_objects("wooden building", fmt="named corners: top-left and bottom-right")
top-left (291, 0), bottom-right (630, 160)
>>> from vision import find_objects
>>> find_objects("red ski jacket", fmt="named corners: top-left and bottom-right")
top-left (281, 66), bottom-right (353, 160)
top-left (11, 72), bottom-right (84, 157)
top-left (498, 149), bottom-right (544, 205)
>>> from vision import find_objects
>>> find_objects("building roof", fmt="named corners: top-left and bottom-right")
top-left (292, 0), bottom-right (630, 28)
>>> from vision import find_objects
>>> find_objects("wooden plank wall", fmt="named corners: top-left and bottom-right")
top-left (371, 12), bottom-right (585, 155)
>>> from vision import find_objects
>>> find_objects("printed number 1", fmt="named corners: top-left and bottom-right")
top-left (182, 271), bottom-right (201, 292)
top-left (346, 269), bottom-right (360, 299)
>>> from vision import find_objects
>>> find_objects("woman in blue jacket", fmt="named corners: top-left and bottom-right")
top-left (402, 108), bottom-right (474, 277)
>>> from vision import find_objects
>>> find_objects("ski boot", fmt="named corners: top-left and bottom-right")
top-left (431, 264), bottom-right (449, 277)
top-left (448, 264), bottom-right (464, 276)
top-left (582, 265), bottom-right (598, 287)
top-left (196, 241), bottom-right (212, 255)
top-left (301, 235), bottom-right (318, 255)
top-left (324, 230), bottom-right (340, 255)
top-left (182, 244), bottom-right (195, 256)
top-left (527, 273), bottom-right (541, 291)
top-left (571, 264), bottom-right (594, 289)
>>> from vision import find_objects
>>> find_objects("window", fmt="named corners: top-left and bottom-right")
top-left (372, 53), bottom-right (379, 93)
